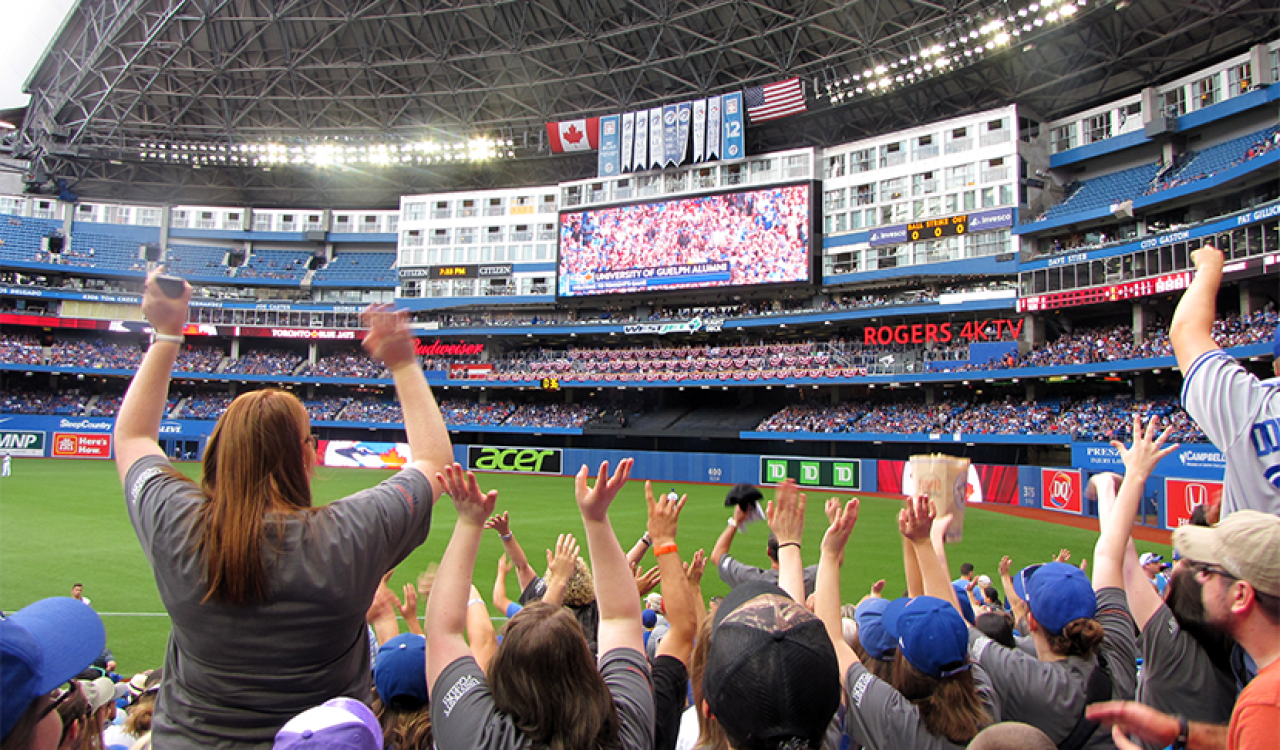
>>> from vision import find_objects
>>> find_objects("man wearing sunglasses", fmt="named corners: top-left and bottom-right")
top-left (0, 597), bottom-right (106, 750)
top-left (1088, 510), bottom-right (1280, 750)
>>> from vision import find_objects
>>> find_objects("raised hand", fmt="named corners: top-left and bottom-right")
top-left (484, 511), bottom-right (512, 537)
top-left (546, 533), bottom-right (580, 586)
top-left (683, 549), bottom-right (707, 585)
top-left (821, 497), bottom-right (860, 558)
top-left (765, 479), bottom-right (806, 546)
top-left (575, 458), bottom-right (633, 522)
top-left (437, 462), bottom-right (497, 526)
top-left (1110, 414), bottom-right (1179, 478)
top-left (898, 495), bottom-right (934, 542)
top-left (360, 304), bottom-right (416, 369)
top-left (416, 562), bottom-right (438, 601)
top-left (646, 480), bottom-right (686, 545)
top-left (998, 555), bottom-right (1011, 578)
top-left (870, 578), bottom-right (886, 597)
top-left (633, 562), bottom-right (661, 597)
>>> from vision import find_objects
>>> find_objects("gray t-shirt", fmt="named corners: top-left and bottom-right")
top-left (968, 587), bottom-right (1138, 750)
top-left (1134, 604), bottom-right (1237, 749)
top-left (125, 455), bottom-right (434, 749)
top-left (843, 661), bottom-right (1001, 750)
top-left (431, 648), bottom-right (655, 750)
top-left (717, 555), bottom-right (819, 597)
top-left (1181, 349), bottom-right (1280, 518)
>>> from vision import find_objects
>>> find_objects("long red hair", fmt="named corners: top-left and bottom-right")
top-left (197, 388), bottom-right (314, 604)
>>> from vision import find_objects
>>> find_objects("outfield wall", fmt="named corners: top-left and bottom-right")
top-left (0, 413), bottom-right (1220, 530)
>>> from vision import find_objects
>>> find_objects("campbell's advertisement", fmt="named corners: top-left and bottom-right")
top-left (1041, 468), bottom-right (1082, 514)
top-left (319, 441), bottom-right (411, 469)
top-left (1165, 478), bottom-right (1223, 529)
top-left (52, 432), bottom-right (112, 459)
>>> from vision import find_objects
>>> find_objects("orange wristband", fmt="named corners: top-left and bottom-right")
top-left (654, 543), bottom-right (679, 556)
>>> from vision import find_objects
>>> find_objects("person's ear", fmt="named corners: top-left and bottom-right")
top-left (1230, 580), bottom-right (1255, 617)
top-left (1026, 611), bottom-right (1041, 633)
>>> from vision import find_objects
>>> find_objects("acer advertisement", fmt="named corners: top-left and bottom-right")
top-left (52, 432), bottom-right (112, 459)
top-left (1164, 478), bottom-right (1223, 529)
top-left (1041, 468), bottom-right (1082, 514)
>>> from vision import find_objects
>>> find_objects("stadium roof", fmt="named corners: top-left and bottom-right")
top-left (10, 0), bottom-right (1277, 209)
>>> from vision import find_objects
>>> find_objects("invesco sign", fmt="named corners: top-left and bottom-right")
top-left (467, 446), bottom-right (563, 475)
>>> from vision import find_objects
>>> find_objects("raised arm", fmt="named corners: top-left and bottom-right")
top-left (399, 581), bottom-right (424, 636)
top-left (541, 533), bottom-right (580, 607)
top-left (1094, 415), bottom-right (1177, 592)
top-left (114, 270), bottom-right (191, 483)
top-left (815, 498), bottom-right (860, 683)
top-left (575, 459), bottom-right (643, 657)
top-left (765, 479), bottom-right (807, 602)
top-left (492, 555), bottom-right (515, 615)
top-left (425, 463), bottom-right (498, 691)
top-left (366, 569), bottom-right (402, 645)
top-left (361, 305), bottom-right (453, 499)
top-left (1170, 245), bottom-right (1224, 374)
top-left (465, 584), bottom-right (498, 672)
top-left (484, 512), bottom-right (538, 591)
top-left (709, 505), bottom-right (747, 567)
top-left (1121, 539), bottom-right (1164, 630)
top-left (901, 496), bottom-right (960, 613)
top-left (999, 555), bottom-right (1030, 625)
top-left (647, 482), bottom-right (698, 666)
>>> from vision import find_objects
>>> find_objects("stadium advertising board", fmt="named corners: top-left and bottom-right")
top-left (468, 446), bottom-right (564, 475)
top-left (0, 431), bottom-right (45, 457)
top-left (862, 319), bottom-right (1022, 346)
top-left (760, 456), bottom-right (861, 490)
top-left (558, 182), bottom-right (814, 297)
top-left (320, 441), bottom-right (411, 469)
top-left (1041, 468), bottom-right (1082, 514)
top-left (52, 432), bottom-right (112, 459)
top-left (1165, 478), bottom-right (1223, 529)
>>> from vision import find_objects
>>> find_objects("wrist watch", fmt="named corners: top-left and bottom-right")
top-left (1171, 715), bottom-right (1189, 750)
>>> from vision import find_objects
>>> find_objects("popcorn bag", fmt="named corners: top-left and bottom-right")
top-left (908, 454), bottom-right (970, 543)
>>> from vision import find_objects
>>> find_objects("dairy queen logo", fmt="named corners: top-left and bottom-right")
top-left (1047, 472), bottom-right (1074, 509)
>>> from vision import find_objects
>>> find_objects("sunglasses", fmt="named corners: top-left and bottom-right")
top-left (38, 682), bottom-right (89, 745)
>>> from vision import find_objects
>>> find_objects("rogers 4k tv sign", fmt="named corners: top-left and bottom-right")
top-left (1041, 468), bottom-right (1082, 514)
top-left (468, 446), bottom-right (563, 475)
top-left (760, 456), bottom-right (861, 490)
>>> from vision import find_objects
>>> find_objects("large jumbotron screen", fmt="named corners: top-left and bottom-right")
top-left (557, 182), bottom-right (814, 298)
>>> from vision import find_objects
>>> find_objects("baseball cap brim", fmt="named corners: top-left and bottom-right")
top-left (1173, 524), bottom-right (1228, 570)
top-left (8, 597), bottom-right (107, 696)
top-left (713, 580), bottom-right (790, 629)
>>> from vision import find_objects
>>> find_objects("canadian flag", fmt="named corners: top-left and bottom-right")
top-left (546, 117), bottom-right (600, 153)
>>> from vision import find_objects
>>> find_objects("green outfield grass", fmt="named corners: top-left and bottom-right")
top-left (0, 457), bottom-right (1172, 673)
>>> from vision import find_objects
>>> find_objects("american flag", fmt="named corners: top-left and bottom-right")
top-left (743, 78), bottom-right (807, 122)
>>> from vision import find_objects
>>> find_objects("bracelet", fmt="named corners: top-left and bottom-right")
top-left (641, 533), bottom-right (652, 546)
top-left (499, 533), bottom-right (512, 541)
top-left (150, 332), bottom-right (184, 346)
top-left (727, 517), bottom-right (739, 530)
top-left (654, 543), bottom-right (679, 556)
top-left (467, 598), bottom-right (485, 607)
top-left (1171, 715), bottom-right (1189, 750)
top-left (776, 542), bottom-right (801, 550)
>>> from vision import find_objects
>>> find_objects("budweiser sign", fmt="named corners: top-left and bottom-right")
top-left (413, 338), bottom-right (485, 356)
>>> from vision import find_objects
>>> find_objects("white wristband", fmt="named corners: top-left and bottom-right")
top-left (467, 598), bottom-right (485, 607)
top-left (150, 332), bottom-right (184, 346)
top-left (727, 517), bottom-right (739, 530)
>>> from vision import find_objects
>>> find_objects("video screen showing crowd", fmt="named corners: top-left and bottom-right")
top-left (4, 257), bottom-right (1279, 750)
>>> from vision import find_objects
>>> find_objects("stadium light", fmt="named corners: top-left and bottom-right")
top-left (133, 135), bottom-right (517, 168)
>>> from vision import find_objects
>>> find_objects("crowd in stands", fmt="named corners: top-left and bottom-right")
top-left (219, 348), bottom-right (306, 376)
top-left (302, 351), bottom-right (389, 379)
top-left (0, 334), bottom-right (44, 365)
top-left (755, 393), bottom-right (1208, 442)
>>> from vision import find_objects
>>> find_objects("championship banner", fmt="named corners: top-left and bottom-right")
top-left (1165, 478), bottom-right (1223, 529)
top-left (633, 110), bottom-right (648, 172)
top-left (648, 108), bottom-right (664, 170)
top-left (598, 114), bottom-right (621, 178)
top-left (662, 104), bottom-right (680, 168)
top-left (674, 101), bottom-right (692, 166)
top-left (692, 99), bottom-right (707, 162)
top-left (620, 112), bottom-right (635, 173)
top-left (722, 92), bottom-right (745, 161)
top-left (1041, 468), bottom-right (1082, 514)
top-left (706, 96), bottom-right (722, 160)
top-left (907, 454), bottom-right (970, 542)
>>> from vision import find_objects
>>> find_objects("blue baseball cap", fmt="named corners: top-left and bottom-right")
top-left (853, 598), bottom-right (896, 661)
top-left (1, 597), bottom-right (107, 741)
top-left (881, 596), bottom-right (970, 679)
top-left (1021, 562), bottom-right (1097, 635)
top-left (373, 633), bottom-right (428, 710)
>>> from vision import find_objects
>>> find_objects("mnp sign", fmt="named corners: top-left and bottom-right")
top-left (760, 456), bottom-right (861, 490)
top-left (0, 431), bottom-right (45, 457)
top-left (468, 446), bottom-right (563, 475)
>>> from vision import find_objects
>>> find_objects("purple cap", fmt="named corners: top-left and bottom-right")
top-left (273, 697), bottom-right (383, 750)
